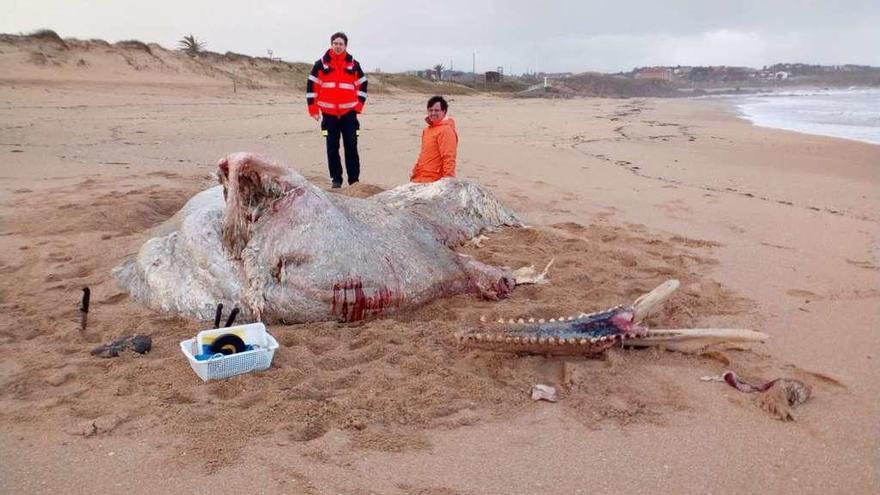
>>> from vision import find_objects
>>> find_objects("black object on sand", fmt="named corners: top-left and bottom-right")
top-left (79, 287), bottom-right (91, 332)
top-left (91, 335), bottom-right (152, 358)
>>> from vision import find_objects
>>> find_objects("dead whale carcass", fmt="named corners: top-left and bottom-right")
top-left (114, 152), bottom-right (524, 323)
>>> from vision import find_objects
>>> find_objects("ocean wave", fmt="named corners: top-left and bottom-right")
top-left (735, 89), bottom-right (880, 145)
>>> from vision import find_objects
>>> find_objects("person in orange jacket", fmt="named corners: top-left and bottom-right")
top-left (306, 32), bottom-right (368, 188)
top-left (410, 96), bottom-right (458, 183)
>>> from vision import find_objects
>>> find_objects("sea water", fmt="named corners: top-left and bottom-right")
top-left (735, 88), bottom-right (880, 145)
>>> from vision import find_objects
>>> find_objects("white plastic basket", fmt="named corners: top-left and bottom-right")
top-left (179, 323), bottom-right (278, 382)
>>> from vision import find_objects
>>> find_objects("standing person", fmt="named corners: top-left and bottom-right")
top-left (306, 32), bottom-right (368, 188)
top-left (410, 96), bottom-right (458, 183)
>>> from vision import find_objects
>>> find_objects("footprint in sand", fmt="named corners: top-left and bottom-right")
top-left (305, 336), bottom-right (342, 356)
top-left (786, 289), bottom-right (821, 300)
top-left (207, 380), bottom-right (246, 401)
top-left (760, 241), bottom-right (792, 250)
top-left (46, 262), bottom-right (95, 281)
top-left (288, 420), bottom-right (330, 442)
top-left (46, 252), bottom-right (73, 263)
top-left (317, 344), bottom-right (387, 371)
top-left (43, 366), bottom-right (77, 386)
top-left (550, 221), bottom-right (587, 234)
top-left (67, 411), bottom-right (131, 437)
top-left (76, 178), bottom-right (102, 189)
top-left (146, 171), bottom-right (182, 179)
top-left (0, 262), bottom-right (24, 275)
top-left (669, 235), bottom-right (722, 248)
top-left (846, 259), bottom-right (879, 271)
top-left (98, 293), bottom-right (128, 305)
top-left (657, 200), bottom-right (694, 220)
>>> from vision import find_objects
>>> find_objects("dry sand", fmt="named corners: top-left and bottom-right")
top-left (1, 41), bottom-right (878, 494)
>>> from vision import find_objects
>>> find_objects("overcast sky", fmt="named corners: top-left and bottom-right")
top-left (3, 1), bottom-right (879, 74)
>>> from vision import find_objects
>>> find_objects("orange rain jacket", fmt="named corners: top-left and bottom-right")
top-left (410, 116), bottom-right (458, 183)
top-left (306, 50), bottom-right (368, 117)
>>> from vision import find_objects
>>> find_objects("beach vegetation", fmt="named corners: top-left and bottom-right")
top-left (26, 29), bottom-right (68, 48)
top-left (223, 51), bottom-right (252, 62)
top-left (116, 40), bottom-right (153, 54)
top-left (178, 34), bottom-right (206, 56)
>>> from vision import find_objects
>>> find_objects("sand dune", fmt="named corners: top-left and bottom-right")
top-left (0, 31), bottom-right (468, 94)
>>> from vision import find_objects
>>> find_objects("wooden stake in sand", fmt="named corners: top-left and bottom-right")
top-left (79, 287), bottom-right (90, 332)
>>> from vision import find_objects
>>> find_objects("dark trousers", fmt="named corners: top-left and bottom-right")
top-left (322, 111), bottom-right (360, 184)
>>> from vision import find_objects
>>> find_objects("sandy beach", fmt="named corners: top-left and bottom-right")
top-left (1, 42), bottom-right (878, 494)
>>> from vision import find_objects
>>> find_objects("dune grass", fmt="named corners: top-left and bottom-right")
top-left (26, 29), bottom-right (67, 48)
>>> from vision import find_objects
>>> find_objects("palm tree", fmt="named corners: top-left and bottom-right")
top-left (178, 34), bottom-right (206, 56)
top-left (433, 64), bottom-right (445, 81)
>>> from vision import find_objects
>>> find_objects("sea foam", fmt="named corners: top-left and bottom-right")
top-left (735, 88), bottom-right (880, 145)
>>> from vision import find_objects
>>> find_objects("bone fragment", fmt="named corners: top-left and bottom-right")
top-left (512, 258), bottom-right (555, 285)
top-left (632, 279), bottom-right (681, 322)
top-left (469, 234), bottom-right (489, 248)
top-left (625, 328), bottom-right (767, 348)
top-left (531, 384), bottom-right (558, 402)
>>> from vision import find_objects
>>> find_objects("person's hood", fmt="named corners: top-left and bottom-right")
top-left (427, 115), bottom-right (456, 128)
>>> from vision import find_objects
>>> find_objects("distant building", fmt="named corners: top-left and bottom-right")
top-left (634, 67), bottom-right (673, 81)
top-left (485, 71), bottom-right (501, 83)
top-left (774, 71), bottom-right (790, 80)
top-left (537, 72), bottom-right (574, 79)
